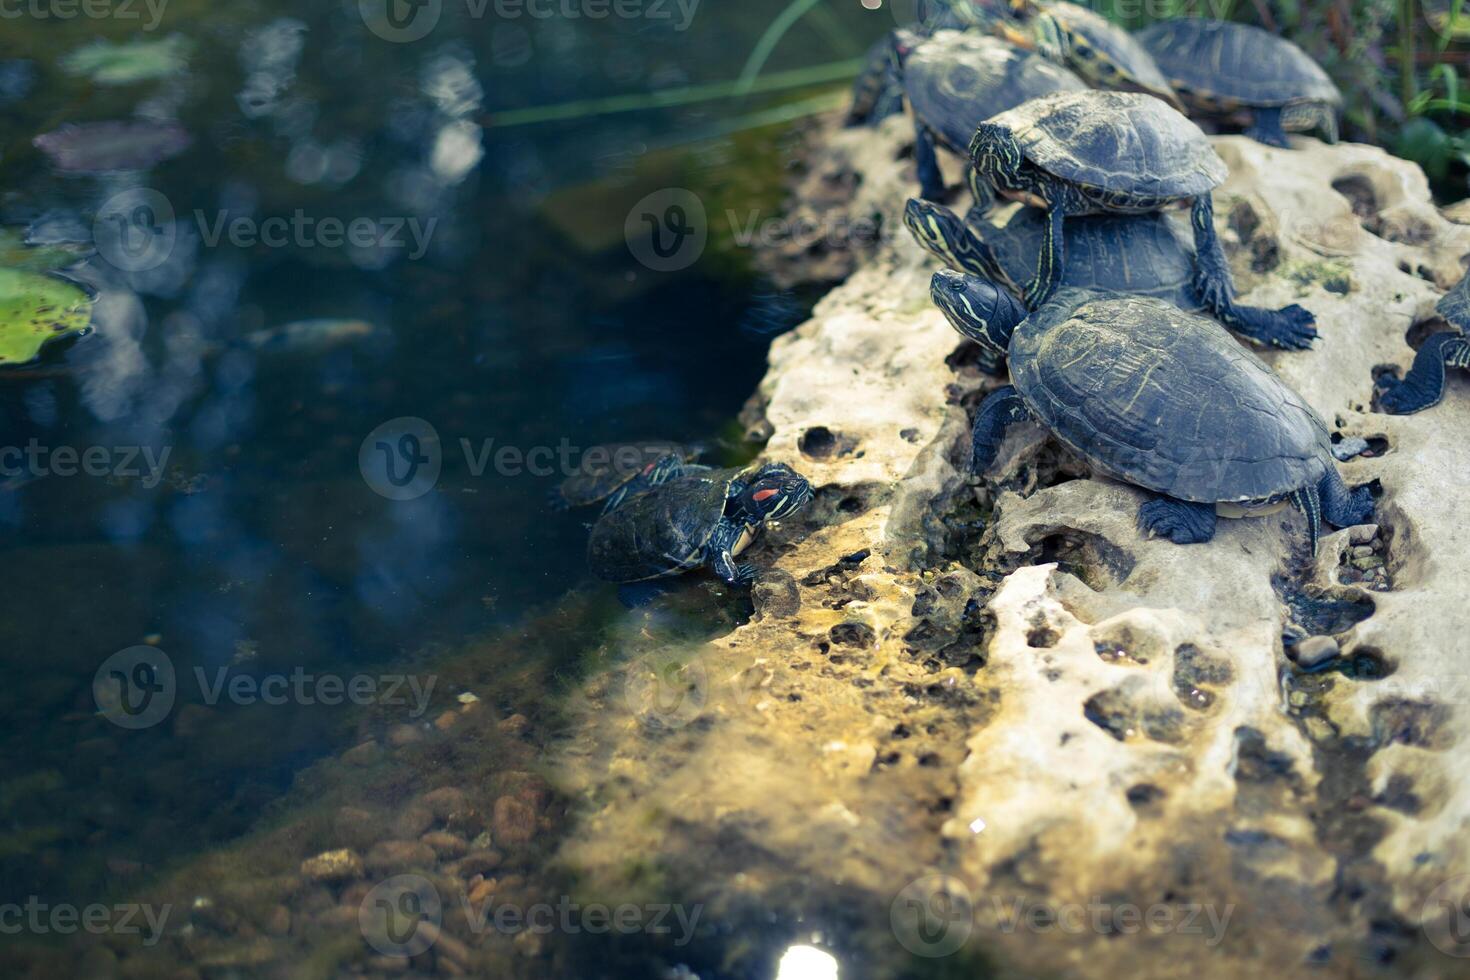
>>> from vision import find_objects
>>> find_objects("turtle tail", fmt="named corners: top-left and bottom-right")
top-left (1290, 485), bottom-right (1322, 557)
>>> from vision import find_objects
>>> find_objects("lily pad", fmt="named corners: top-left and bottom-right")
top-left (0, 229), bottom-right (92, 274)
top-left (59, 36), bottom-right (191, 86)
top-left (0, 269), bottom-right (94, 366)
top-left (34, 121), bottom-right (191, 175)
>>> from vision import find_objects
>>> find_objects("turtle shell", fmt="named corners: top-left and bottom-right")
top-left (1437, 273), bottom-right (1470, 330)
top-left (553, 441), bottom-right (692, 509)
top-left (906, 31), bottom-right (1085, 152)
top-left (586, 467), bottom-right (737, 582)
top-left (1049, 2), bottom-right (1176, 102)
top-left (988, 90), bottom-right (1227, 198)
top-left (977, 208), bottom-right (1199, 309)
top-left (1136, 19), bottom-right (1340, 109)
top-left (1009, 289), bottom-right (1332, 503)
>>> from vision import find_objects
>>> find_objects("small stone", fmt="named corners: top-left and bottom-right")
top-left (394, 805), bottom-right (435, 839)
top-left (433, 710), bottom-right (458, 732)
top-left (497, 714), bottom-right (530, 737)
top-left (386, 724), bottom-right (424, 747)
top-left (417, 786), bottom-right (470, 819)
top-left (332, 806), bottom-right (380, 849)
top-left (467, 877), bottom-right (495, 906)
top-left (1352, 545), bottom-right (1375, 558)
top-left (340, 741), bottom-right (380, 766)
top-left (299, 849), bottom-right (363, 883)
top-left (1351, 555), bottom-right (1384, 571)
top-left (421, 831), bottom-right (468, 858)
top-left (447, 849), bottom-right (503, 878)
top-left (456, 691), bottom-right (480, 706)
top-left (1290, 636), bottom-right (1340, 670)
top-left (1348, 524), bottom-right (1379, 545)
top-left (492, 795), bottom-right (537, 847)
top-left (365, 840), bottom-right (437, 874)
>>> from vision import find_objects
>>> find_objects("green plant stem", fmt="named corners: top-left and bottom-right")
top-left (1401, 0), bottom-right (1419, 108)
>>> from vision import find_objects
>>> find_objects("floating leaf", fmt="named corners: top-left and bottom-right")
top-left (59, 36), bottom-right (191, 86)
top-left (0, 269), bottom-right (94, 366)
top-left (33, 121), bottom-right (191, 175)
top-left (0, 229), bottom-right (92, 274)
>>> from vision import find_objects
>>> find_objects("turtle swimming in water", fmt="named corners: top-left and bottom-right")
top-left (930, 270), bottom-right (1373, 554)
top-left (969, 89), bottom-right (1316, 348)
top-left (1136, 19), bottom-right (1342, 147)
top-left (587, 462), bottom-right (813, 585)
top-left (1004, 0), bottom-right (1182, 109)
top-left (895, 30), bottom-right (1086, 204)
top-left (550, 441), bottom-right (701, 514)
top-left (903, 198), bottom-right (1318, 349)
top-left (1375, 274), bottom-right (1470, 414)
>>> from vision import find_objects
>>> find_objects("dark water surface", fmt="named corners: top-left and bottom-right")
top-left (0, 0), bottom-right (887, 937)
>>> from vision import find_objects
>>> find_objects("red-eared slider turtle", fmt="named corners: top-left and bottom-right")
top-left (930, 270), bottom-right (1373, 553)
top-left (550, 442), bottom-right (700, 514)
top-left (903, 198), bottom-right (1318, 349)
top-left (969, 89), bottom-right (1315, 347)
top-left (1136, 19), bottom-right (1341, 147)
top-left (1006, 1), bottom-right (1182, 109)
top-left (587, 462), bottom-right (813, 585)
top-left (1376, 275), bottom-right (1470, 413)
top-left (897, 30), bottom-right (1086, 204)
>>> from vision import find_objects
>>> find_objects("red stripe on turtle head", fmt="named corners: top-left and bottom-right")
top-left (752, 488), bottom-right (779, 502)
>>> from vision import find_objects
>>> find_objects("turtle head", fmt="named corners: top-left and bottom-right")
top-left (996, 3), bottom-right (1067, 61)
top-left (968, 123), bottom-right (1022, 183)
top-left (741, 463), bottom-right (813, 523)
top-left (930, 269), bottom-right (1024, 355)
top-left (904, 198), bottom-right (997, 279)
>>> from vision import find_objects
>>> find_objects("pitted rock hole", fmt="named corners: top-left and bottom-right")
top-left (1273, 574), bottom-right (1375, 636)
top-left (799, 426), bottom-right (858, 460)
top-left (1331, 174), bottom-right (1379, 227)
top-left (1031, 529), bottom-right (1137, 592)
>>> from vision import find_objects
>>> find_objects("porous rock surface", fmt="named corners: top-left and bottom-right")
top-left (556, 114), bottom-right (1470, 977)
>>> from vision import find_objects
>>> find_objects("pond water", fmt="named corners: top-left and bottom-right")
top-left (0, 2), bottom-right (888, 971)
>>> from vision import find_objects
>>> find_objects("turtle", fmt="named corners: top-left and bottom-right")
top-left (895, 30), bottom-right (1087, 205)
top-left (1004, 1), bottom-right (1182, 110)
top-left (1375, 274), bottom-right (1470, 414)
top-left (586, 462), bottom-right (813, 585)
top-left (929, 270), bottom-right (1374, 554)
top-left (1135, 19), bottom-right (1342, 148)
top-left (968, 89), bottom-right (1317, 348)
top-left (902, 197), bottom-right (1319, 349)
top-left (549, 441), bottom-right (700, 514)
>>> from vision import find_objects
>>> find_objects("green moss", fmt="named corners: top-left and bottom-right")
top-left (1281, 259), bottom-right (1354, 296)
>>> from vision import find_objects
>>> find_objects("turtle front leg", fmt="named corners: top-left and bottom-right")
top-left (706, 520), bottom-right (756, 585)
top-left (1378, 332), bottom-right (1470, 414)
top-left (1244, 106), bottom-right (1292, 149)
top-left (1138, 497), bottom-right (1217, 545)
top-left (1190, 194), bottom-right (1318, 349)
top-left (915, 123), bottom-right (947, 202)
top-left (1023, 204), bottom-right (1067, 310)
top-left (971, 386), bottom-right (1031, 474)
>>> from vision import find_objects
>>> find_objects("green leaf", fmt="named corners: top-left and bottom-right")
top-left (0, 229), bottom-right (92, 274)
top-left (0, 268), bottom-right (94, 366)
top-left (58, 35), bottom-right (190, 86)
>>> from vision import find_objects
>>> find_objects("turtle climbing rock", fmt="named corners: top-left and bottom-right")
top-left (1005, 0), bottom-right (1181, 109)
top-left (586, 462), bottom-right (813, 585)
top-left (930, 270), bottom-right (1373, 554)
top-left (1376, 274), bottom-right (1470, 414)
top-left (1136, 18), bottom-right (1342, 147)
top-left (550, 441), bottom-right (701, 514)
top-left (902, 198), bottom-right (1318, 349)
top-left (969, 89), bottom-right (1316, 349)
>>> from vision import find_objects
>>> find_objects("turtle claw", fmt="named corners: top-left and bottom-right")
top-left (1137, 497), bottom-right (1217, 545)
top-left (1264, 304), bottom-right (1319, 350)
top-left (1376, 375), bottom-right (1418, 414)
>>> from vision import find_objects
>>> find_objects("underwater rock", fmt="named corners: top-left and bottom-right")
top-left (554, 115), bottom-right (1470, 976)
top-left (33, 120), bottom-right (191, 174)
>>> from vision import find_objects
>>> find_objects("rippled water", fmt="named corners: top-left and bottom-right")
top-left (0, 0), bottom-right (886, 959)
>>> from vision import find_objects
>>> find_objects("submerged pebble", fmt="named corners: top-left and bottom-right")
top-left (1290, 635), bottom-right (1341, 670)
